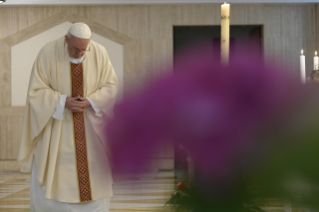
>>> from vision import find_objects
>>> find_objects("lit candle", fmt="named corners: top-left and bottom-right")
top-left (314, 51), bottom-right (318, 70)
top-left (221, 2), bottom-right (230, 65)
top-left (300, 49), bottom-right (306, 84)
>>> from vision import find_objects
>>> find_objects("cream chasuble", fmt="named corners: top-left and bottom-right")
top-left (17, 37), bottom-right (118, 203)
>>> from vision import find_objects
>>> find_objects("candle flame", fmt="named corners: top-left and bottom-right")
top-left (316, 51), bottom-right (317, 56)
top-left (301, 49), bottom-right (304, 55)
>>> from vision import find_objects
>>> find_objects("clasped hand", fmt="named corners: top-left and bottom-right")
top-left (65, 97), bottom-right (91, 113)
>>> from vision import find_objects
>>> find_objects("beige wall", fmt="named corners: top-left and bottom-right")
top-left (0, 4), bottom-right (317, 171)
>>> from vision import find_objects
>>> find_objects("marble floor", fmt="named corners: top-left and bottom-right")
top-left (0, 171), bottom-right (177, 212)
top-left (0, 171), bottom-right (310, 212)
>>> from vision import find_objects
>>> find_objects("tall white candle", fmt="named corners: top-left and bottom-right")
top-left (314, 51), bottom-right (318, 70)
top-left (221, 2), bottom-right (230, 65)
top-left (300, 50), bottom-right (306, 84)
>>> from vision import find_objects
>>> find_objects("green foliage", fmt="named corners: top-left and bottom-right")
top-left (165, 182), bottom-right (264, 212)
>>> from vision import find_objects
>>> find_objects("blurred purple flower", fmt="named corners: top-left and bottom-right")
top-left (106, 44), bottom-right (311, 184)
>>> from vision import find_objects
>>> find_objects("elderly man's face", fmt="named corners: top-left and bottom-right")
top-left (65, 35), bottom-right (90, 59)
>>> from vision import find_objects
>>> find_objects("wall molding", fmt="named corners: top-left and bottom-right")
top-left (0, 12), bottom-right (132, 46)
top-left (0, 107), bottom-right (24, 116)
top-left (0, 160), bottom-right (22, 172)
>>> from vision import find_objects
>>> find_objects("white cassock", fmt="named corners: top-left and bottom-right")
top-left (30, 158), bottom-right (110, 212)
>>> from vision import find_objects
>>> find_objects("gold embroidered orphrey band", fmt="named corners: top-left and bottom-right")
top-left (71, 63), bottom-right (93, 202)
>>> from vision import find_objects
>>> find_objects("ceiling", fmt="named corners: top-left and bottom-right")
top-left (1, 0), bottom-right (319, 5)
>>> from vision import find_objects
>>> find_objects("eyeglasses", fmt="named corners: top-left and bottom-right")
top-left (70, 46), bottom-right (90, 53)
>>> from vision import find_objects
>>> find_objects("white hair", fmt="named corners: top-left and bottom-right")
top-left (67, 31), bottom-right (72, 39)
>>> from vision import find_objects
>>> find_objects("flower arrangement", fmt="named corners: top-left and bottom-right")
top-left (106, 44), bottom-right (319, 211)
top-left (166, 181), bottom-right (192, 212)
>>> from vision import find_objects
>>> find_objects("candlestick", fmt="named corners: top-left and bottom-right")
top-left (300, 49), bottom-right (306, 84)
top-left (314, 51), bottom-right (318, 70)
top-left (221, 2), bottom-right (230, 65)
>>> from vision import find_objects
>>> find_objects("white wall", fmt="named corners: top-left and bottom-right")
top-left (11, 21), bottom-right (123, 106)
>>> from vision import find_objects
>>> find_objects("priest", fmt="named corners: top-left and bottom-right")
top-left (17, 23), bottom-right (118, 212)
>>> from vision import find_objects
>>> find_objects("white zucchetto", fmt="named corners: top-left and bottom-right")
top-left (68, 23), bottom-right (91, 39)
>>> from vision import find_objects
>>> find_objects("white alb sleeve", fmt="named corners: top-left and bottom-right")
top-left (52, 94), bottom-right (67, 120)
top-left (86, 97), bottom-right (103, 117)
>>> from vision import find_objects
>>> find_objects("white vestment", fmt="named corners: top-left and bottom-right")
top-left (17, 36), bottom-right (118, 208)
